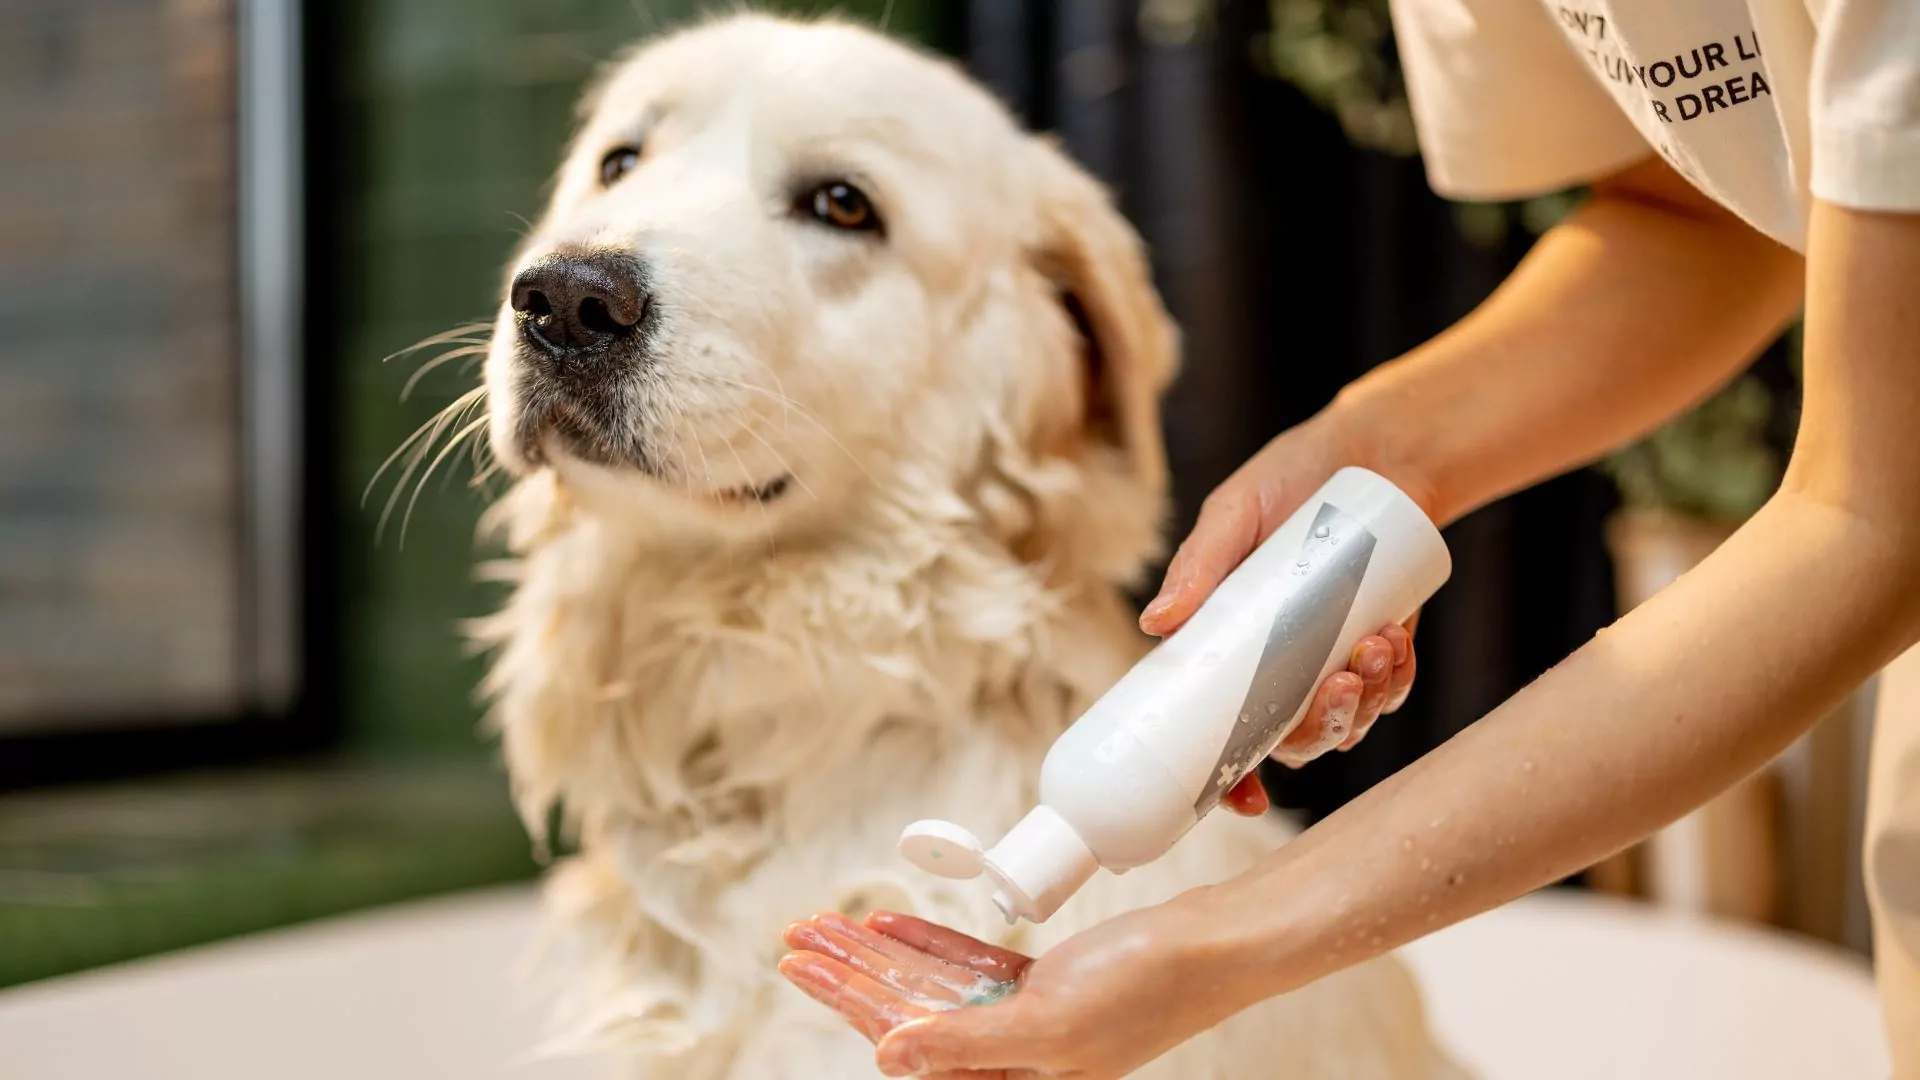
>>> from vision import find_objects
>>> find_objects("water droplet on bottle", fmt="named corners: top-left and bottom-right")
top-left (1522, 760), bottom-right (1536, 773)
top-left (1314, 525), bottom-right (1331, 539)
top-left (1237, 711), bottom-right (1252, 725)
top-left (1400, 837), bottom-right (1413, 852)
top-left (1420, 857), bottom-right (1433, 872)
top-left (1295, 557), bottom-right (1311, 567)
top-left (1447, 872), bottom-right (1465, 887)
top-left (1265, 702), bottom-right (1281, 716)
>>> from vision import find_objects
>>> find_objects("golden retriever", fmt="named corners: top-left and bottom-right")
top-left (469, 13), bottom-right (1456, 1078)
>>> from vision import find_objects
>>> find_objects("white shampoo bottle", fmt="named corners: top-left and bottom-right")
top-left (899, 467), bottom-right (1451, 923)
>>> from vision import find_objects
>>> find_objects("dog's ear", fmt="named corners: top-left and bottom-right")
top-left (1027, 137), bottom-right (1178, 493)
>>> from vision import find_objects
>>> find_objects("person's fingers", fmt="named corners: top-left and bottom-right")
top-left (1340, 635), bottom-right (1404, 751)
top-left (1139, 485), bottom-right (1262, 636)
top-left (863, 912), bottom-right (1031, 984)
top-left (817, 912), bottom-right (993, 991)
top-left (1272, 672), bottom-right (1361, 767)
top-left (1381, 622), bottom-right (1416, 715)
top-left (1382, 622), bottom-right (1413, 668)
top-left (1221, 771), bottom-right (1270, 816)
top-left (778, 953), bottom-right (935, 1044)
top-left (1347, 635), bottom-right (1395, 738)
top-left (785, 915), bottom-right (973, 1005)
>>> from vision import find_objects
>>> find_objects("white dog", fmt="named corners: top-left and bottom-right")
top-left (470, 14), bottom-right (1458, 1078)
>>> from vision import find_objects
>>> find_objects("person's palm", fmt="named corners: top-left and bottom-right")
top-left (780, 903), bottom-right (1254, 1079)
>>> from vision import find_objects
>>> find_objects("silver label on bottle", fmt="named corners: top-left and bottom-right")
top-left (1194, 502), bottom-right (1377, 814)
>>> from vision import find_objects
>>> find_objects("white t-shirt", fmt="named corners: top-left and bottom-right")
top-left (1387, 0), bottom-right (1920, 251)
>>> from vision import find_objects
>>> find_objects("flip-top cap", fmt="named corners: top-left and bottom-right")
top-left (899, 819), bottom-right (987, 880)
top-left (900, 808), bottom-right (1099, 924)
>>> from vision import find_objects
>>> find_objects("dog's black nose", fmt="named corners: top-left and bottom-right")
top-left (511, 253), bottom-right (649, 355)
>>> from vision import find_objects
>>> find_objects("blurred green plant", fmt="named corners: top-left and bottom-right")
top-left (1597, 376), bottom-right (1782, 523)
top-left (1257, 0), bottom-right (1792, 524)
top-left (1504, 193), bottom-right (1789, 524)
top-left (1263, 0), bottom-right (1416, 155)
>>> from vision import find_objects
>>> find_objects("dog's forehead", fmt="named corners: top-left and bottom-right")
top-left (586, 17), bottom-right (1020, 164)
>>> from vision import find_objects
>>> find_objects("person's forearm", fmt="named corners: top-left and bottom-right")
top-left (1189, 201), bottom-right (1920, 1006)
top-left (1210, 490), bottom-right (1920, 994)
top-left (1332, 158), bottom-right (1803, 526)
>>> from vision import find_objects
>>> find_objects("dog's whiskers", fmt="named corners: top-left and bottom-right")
top-left (437, 387), bottom-right (495, 497)
top-left (655, 391), bottom-right (698, 500)
top-left (366, 324), bottom-right (502, 539)
top-left (690, 373), bottom-right (876, 485)
top-left (469, 410), bottom-right (499, 478)
top-left (734, 420), bottom-right (816, 503)
top-left (368, 384), bottom-right (490, 546)
top-left (469, 459), bottom-right (506, 495)
top-left (399, 414), bottom-right (491, 547)
top-left (673, 394), bottom-right (719, 498)
top-left (365, 386), bottom-right (479, 509)
top-left (380, 322), bottom-right (491, 366)
top-left (402, 343), bottom-right (491, 401)
top-left (714, 423), bottom-right (779, 547)
top-left (744, 359), bottom-right (797, 436)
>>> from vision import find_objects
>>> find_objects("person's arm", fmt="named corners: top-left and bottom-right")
top-left (1141, 155), bottom-right (1803, 632)
top-left (779, 200), bottom-right (1920, 1080)
top-left (1211, 197), bottom-right (1920, 998)
top-left (1149, 153), bottom-right (1802, 780)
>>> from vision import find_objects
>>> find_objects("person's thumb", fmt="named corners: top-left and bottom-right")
top-left (874, 1007), bottom-right (1025, 1077)
top-left (1140, 486), bottom-right (1262, 636)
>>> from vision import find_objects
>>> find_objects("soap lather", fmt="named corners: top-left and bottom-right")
top-left (899, 468), bottom-right (1451, 924)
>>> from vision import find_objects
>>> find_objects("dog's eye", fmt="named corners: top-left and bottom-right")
top-left (599, 145), bottom-right (642, 187)
top-left (803, 181), bottom-right (880, 233)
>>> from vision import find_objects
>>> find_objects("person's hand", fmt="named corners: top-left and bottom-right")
top-left (1144, 418), bottom-right (1429, 816)
top-left (1214, 617), bottom-right (1420, 812)
top-left (779, 900), bottom-right (1265, 1079)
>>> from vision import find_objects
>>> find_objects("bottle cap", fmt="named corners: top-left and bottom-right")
top-left (899, 807), bottom-right (1100, 924)
top-left (898, 820), bottom-right (987, 880)
top-left (980, 805), bottom-right (1099, 924)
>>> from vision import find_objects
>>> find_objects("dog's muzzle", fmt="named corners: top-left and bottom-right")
top-left (511, 250), bottom-right (653, 378)
top-left (505, 250), bottom-right (659, 469)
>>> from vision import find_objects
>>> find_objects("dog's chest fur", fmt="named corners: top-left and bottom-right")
top-left (476, 480), bottom-right (1455, 1080)
top-left (474, 473), bottom-right (1159, 1063)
